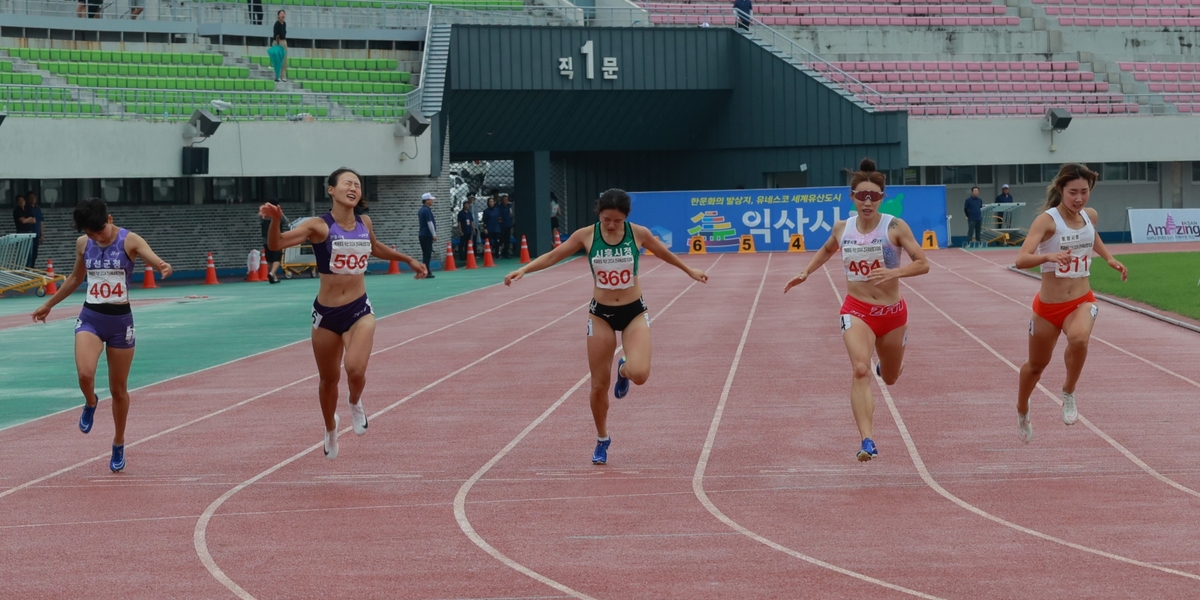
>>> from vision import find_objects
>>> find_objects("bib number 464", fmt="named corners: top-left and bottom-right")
top-left (848, 259), bottom-right (882, 277)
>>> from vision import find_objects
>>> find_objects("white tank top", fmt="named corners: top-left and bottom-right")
top-left (840, 214), bottom-right (901, 282)
top-left (1036, 207), bottom-right (1094, 279)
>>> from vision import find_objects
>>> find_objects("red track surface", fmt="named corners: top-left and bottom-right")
top-left (2, 250), bottom-right (1198, 599)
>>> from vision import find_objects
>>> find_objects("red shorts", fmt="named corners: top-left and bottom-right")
top-left (839, 295), bottom-right (908, 337)
top-left (1032, 291), bottom-right (1096, 330)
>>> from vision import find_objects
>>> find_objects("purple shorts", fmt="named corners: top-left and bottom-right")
top-left (312, 294), bottom-right (373, 335)
top-left (75, 305), bottom-right (136, 349)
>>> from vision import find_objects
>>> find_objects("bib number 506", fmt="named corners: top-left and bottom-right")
top-left (332, 254), bottom-right (368, 270)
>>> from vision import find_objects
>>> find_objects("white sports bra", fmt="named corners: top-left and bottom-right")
top-left (840, 214), bottom-right (901, 282)
top-left (1036, 207), bottom-right (1094, 279)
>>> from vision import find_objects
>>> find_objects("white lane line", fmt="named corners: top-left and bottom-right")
top-left (453, 256), bottom-right (722, 600)
top-left (0, 260), bottom-right (583, 434)
top-left (913, 259), bottom-right (1200, 499)
top-left (692, 255), bottom-right (943, 599)
top-left (1, 272), bottom-right (588, 500)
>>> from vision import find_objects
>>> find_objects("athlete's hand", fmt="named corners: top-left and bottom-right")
top-left (868, 267), bottom-right (901, 285)
top-left (504, 269), bottom-right (524, 286)
top-left (1049, 250), bottom-right (1072, 268)
top-left (258, 203), bottom-right (283, 220)
top-left (158, 262), bottom-right (173, 279)
top-left (688, 268), bottom-right (708, 283)
top-left (30, 304), bottom-right (51, 323)
top-left (409, 259), bottom-right (428, 279)
top-left (784, 271), bottom-right (808, 293)
top-left (1108, 258), bottom-right (1128, 281)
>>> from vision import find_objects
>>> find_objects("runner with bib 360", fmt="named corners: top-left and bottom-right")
top-left (1013, 163), bottom-right (1127, 444)
top-left (504, 189), bottom-right (708, 465)
top-left (784, 159), bottom-right (930, 462)
top-left (30, 198), bottom-right (173, 473)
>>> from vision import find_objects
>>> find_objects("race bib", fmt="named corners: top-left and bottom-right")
top-left (85, 269), bottom-right (129, 304)
top-left (842, 243), bottom-right (885, 282)
top-left (329, 239), bottom-right (372, 275)
top-left (1054, 243), bottom-right (1092, 279)
top-left (592, 254), bottom-right (635, 290)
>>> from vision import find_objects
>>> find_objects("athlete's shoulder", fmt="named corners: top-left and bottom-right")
top-left (359, 214), bottom-right (374, 228)
top-left (1083, 206), bottom-right (1100, 222)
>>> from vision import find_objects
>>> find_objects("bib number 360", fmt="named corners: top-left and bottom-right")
top-left (597, 269), bottom-right (632, 287)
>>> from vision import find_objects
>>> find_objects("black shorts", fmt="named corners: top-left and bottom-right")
top-left (589, 297), bottom-right (648, 332)
top-left (265, 249), bottom-right (283, 263)
top-left (550, 216), bottom-right (560, 230)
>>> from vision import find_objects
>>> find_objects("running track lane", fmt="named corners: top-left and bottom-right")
top-left (187, 256), bottom-right (723, 599)
top-left (0, 260), bottom-right (598, 598)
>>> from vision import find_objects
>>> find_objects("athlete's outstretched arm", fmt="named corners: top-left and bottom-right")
top-left (124, 232), bottom-right (173, 279)
top-left (784, 222), bottom-right (841, 293)
top-left (635, 224), bottom-right (707, 283)
top-left (867, 218), bottom-right (929, 285)
top-left (1014, 213), bottom-right (1070, 270)
top-left (31, 236), bottom-right (87, 322)
top-left (504, 227), bottom-right (586, 286)
top-left (1085, 207), bottom-right (1128, 281)
top-left (361, 215), bottom-right (427, 279)
top-left (259, 203), bottom-right (316, 251)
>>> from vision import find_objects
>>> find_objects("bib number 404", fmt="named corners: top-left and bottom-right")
top-left (597, 269), bottom-right (632, 286)
top-left (89, 282), bottom-right (125, 300)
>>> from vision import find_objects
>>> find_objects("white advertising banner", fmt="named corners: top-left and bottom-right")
top-left (1128, 208), bottom-right (1200, 244)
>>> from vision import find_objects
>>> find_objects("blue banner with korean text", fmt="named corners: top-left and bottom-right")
top-left (628, 186), bottom-right (948, 253)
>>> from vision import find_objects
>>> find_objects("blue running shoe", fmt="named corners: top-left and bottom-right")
top-left (592, 438), bottom-right (611, 465)
top-left (79, 403), bottom-right (96, 434)
top-left (110, 445), bottom-right (125, 472)
top-left (613, 357), bottom-right (630, 399)
top-left (857, 438), bottom-right (878, 462)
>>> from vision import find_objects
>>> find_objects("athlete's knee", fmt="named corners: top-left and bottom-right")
top-left (344, 362), bottom-right (367, 383)
top-left (77, 370), bottom-right (96, 389)
top-left (318, 373), bottom-right (341, 390)
top-left (623, 362), bottom-right (650, 385)
top-left (1022, 359), bottom-right (1047, 377)
top-left (881, 371), bottom-right (900, 386)
top-left (1065, 331), bottom-right (1091, 351)
top-left (851, 361), bottom-right (872, 380)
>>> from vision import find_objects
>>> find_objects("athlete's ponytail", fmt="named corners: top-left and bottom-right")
top-left (847, 158), bottom-right (887, 192)
top-left (1042, 163), bottom-right (1098, 211)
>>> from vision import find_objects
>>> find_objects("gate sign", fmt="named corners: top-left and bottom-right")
top-left (1128, 208), bottom-right (1200, 244)
top-left (629, 186), bottom-right (948, 253)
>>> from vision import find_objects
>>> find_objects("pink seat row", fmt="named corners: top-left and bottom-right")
top-left (906, 103), bottom-right (1139, 115)
top-left (877, 93), bottom-right (1123, 103)
top-left (754, 4), bottom-right (1007, 14)
top-left (823, 60), bottom-right (1081, 71)
top-left (1119, 62), bottom-right (1200, 72)
top-left (1046, 6), bottom-right (1200, 16)
top-left (859, 82), bottom-right (1109, 93)
top-left (1134, 72), bottom-right (1200, 82)
top-left (839, 71), bottom-right (1095, 83)
top-left (1033, 0), bottom-right (1200, 5)
top-left (1162, 94), bottom-right (1200, 101)
top-left (747, 0), bottom-right (997, 3)
top-left (1057, 16), bottom-right (1200, 24)
top-left (1173, 104), bottom-right (1200, 112)
top-left (1147, 83), bottom-right (1200, 93)
top-left (760, 14), bottom-right (1019, 23)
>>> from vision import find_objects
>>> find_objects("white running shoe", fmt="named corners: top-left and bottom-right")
top-left (324, 414), bottom-right (340, 459)
top-left (1018, 412), bottom-right (1033, 444)
top-left (1061, 391), bottom-right (1078, 425)
top-left (350, 401), bottom-right (368, 436)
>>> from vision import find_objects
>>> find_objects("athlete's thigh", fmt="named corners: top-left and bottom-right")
top-left (840, 314), bottom-right (876, 367)
top-left (1027, 313), bottom-right (1061, 367)
top-left (874, 324), bottom-right (907, 368)
top-left (74, 331), bottom-right (105, 376)
top-left (311, 326), bottom-right (345, 378)
top-left (619, 312), bottom-right (651, 367)
top-left (586, 315), bottom-right (618, 379)
top-left (1061, 302), bottom-right (1097, 343)
top-left (105, 346), bottom-right (136, 386)
top-left (341, 314), bottom-right (377, 372)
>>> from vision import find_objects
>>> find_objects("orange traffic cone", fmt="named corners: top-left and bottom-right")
top-left (44, 259), bottom-right (59, 295)
top-left (444, 241), bottom-right (457, 271)
top-left (204, 252), bottom-right (220, 285)
top-left (465, 241), bottom-right (478, 269)
top-left (518, 235), bottom-right (531, 263)
top-left (553, 232), bottom-right (561, 248)
top-left (387, 246), bottom-right (400, 274)
top-left (258, 253), bottom-right (269, 282)
top-left (142, 264), bottom-right (158, 289)
top-left (482, 238), bottom-right (496, 267)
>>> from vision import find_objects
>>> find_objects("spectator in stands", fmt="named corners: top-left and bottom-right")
top-left (418, 192), bottom-right (437, 279)
top-left (498, 193), bottom-right (513, 258)
top-left (12, 194), bottom-right (33, 235)
top-left (261, 209), bottom-right (288, 283)
top-left (734, 0), bottom-right (752, 29)
top-left (964, 186), bottom-right (983, 245)
top-left (457, 196), bottom-right (474, 263)
top-left (550, 192), bottom-right (561, 239)
top-left (249, 0), bottom-right (263, 26)
top-left (273, 11), bottom-right (289, 82)
top-left (483, 196), bottom-right (501, 257)
top-left (129, 0), bottom-right (143, 20)
top-left (996, 184), bottom-right (1014, 204)
top-left (27, 192), bottom-right (44, 269)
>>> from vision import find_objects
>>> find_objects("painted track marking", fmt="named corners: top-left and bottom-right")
top-left (692, 255), bottom-right (944, 599)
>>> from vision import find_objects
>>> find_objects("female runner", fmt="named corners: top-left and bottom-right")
top-left (1013, 163), bottom-right (1126, 443)
top-left (504, 189), bottom-right (708, 465)
top-left (31, 198), bottom-right (173, 472)
top-left (261, 167), bottom-right (427, 459)
top-left (784, 159), bottom-right (929, 461)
